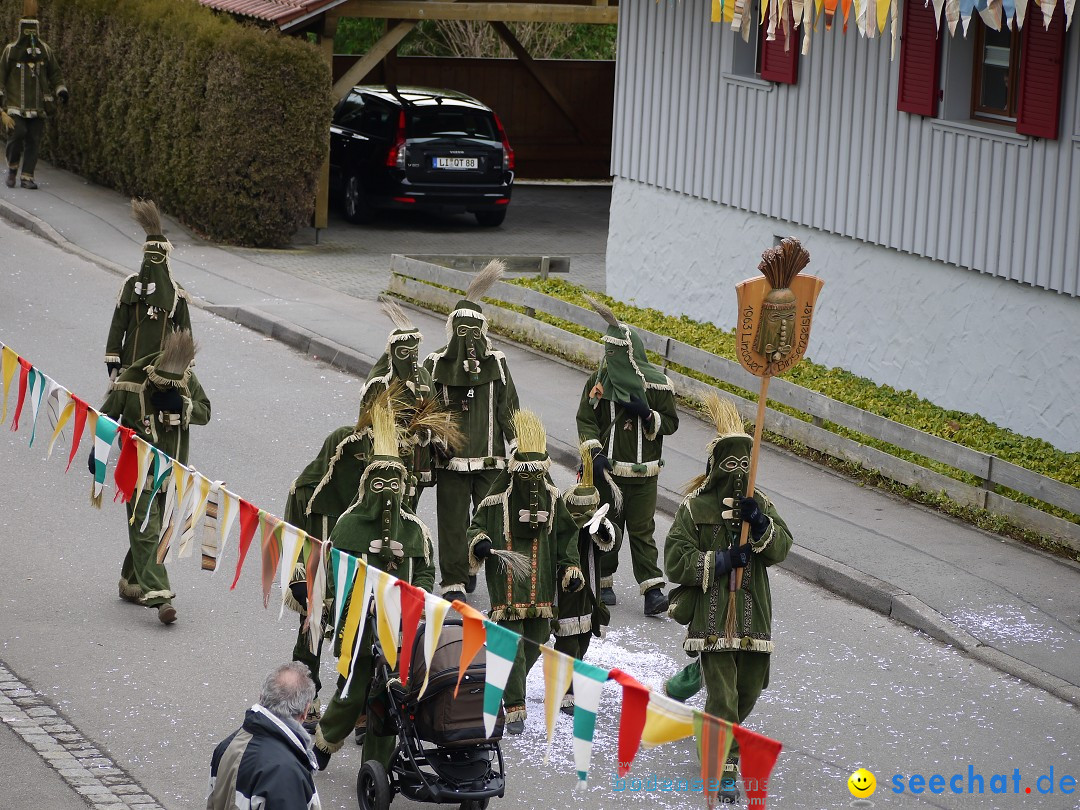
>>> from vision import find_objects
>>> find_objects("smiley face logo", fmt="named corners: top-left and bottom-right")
top-left (848, 768), bottom-right (876, 798)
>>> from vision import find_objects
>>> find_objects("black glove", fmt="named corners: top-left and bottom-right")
top-left (714, 543), bottom-right (752, 578)
top-left (58, 89), bottom-right (69, 105)
top-left (590, 447), bottom-right (612, 482)
top-left (565, 572), bottom-right (585, 593)
top-left (473, 539), bottom-right (493, 559)
top-left (151, 387), bottom-right (183, 413)
top-left (106, 361), bottom-right (121, 379)
top-left (618, 395), bottom-right (652, 421)
top-left (87, 449), bottom-right (96, 475)
top-left (289, 581), bottom-right (308, 611)
top-left (595, 520), bottom-right (611, 543)
top-left (740, 496), bottom-right (771, 540)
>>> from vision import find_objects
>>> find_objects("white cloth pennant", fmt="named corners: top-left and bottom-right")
top-left (166, 463), bottom-right (197, 562)
top-left (374, 568), bottom-right (403, 671)
top-left (177, 471), bottom-right (213, 559)
top-left (418, 592), bottom-right (451, 699)
top-left (214, 487), bottom-right (241, 575)
top-left (45, 390), bottom-right (75, 460)
top-left (306, 541), bottom-right (328, 655)
top-left (278, 523), bottom-right (307, 619)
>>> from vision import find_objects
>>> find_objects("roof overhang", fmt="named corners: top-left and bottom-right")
top-left (197, 0), bottom-right (352, 31)
top-left (336, 0), bottom-right (619, 25)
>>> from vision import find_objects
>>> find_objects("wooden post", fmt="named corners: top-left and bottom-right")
top-left (314, 14), bottom-right (340, 234)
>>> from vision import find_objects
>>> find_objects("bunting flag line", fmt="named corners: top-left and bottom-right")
top-left (481, 621), bottom-right (520, 739)
top-left (89, 412), bottom-right (120, 508)
top-left (374, 568), bottom-right (402, 671)
top-left (138, 447), bottom-right (172, 530)
top-left (640, 690), bottom-right (696, 749)
top-left (571, 658), bottom-right (610, 790)
top-left (539, 645), bottom-right (574, 764)
top-left (214, 487), bottom-right (240, 576)
top-left (157, 460), bottom-right (193, 563)
top-left (733, 724), bottom-right (783, 809)
top-left (64, 396), bottom-right (90, 474)
top-left (178, 471), bottom-right (214, 559)
top-left (258, 510), bottom-right (284, 608)
top-left (330, 547), bottom-right (360, 635)
top-left (396, 580), bottom-right (425, 687)
top-left (304, 538), bottom-right (327, 654)
top-left (0, 344), bottom-right (17, 425)
top-left (418, 591), bottom-right (451, 699)
top-left (453, 600), bottom-right (487, 698)
top-left (608, 669), bottom-right (650, 778)
top-left (277, 522), bottom-right (307, 618)
top-left (694, 710), bottom-right (734, 808)
top-left (339, 559), bottom-right (374, 699)
top-left (230, 498), bottom-right (261, 590)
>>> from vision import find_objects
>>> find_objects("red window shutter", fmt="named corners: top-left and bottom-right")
top-left (1016, 0), bottom-right (1066, 139)
top-left (759, 8), bottom-right (800, 85)
top-left (896, 0), bottom-right (941, 117)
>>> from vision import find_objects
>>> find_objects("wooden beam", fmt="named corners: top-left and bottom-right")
top-left (331, 20), bottom-right (417, 101)
top-left (315, 15), bottom-right (340, 231)
top-left (489, 21), bottom-right (589, 141)
top-left (338, 1), bottom-right (618, 24)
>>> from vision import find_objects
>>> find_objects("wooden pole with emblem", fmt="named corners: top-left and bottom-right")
top-left (725, 237), bottom-right (824, 641)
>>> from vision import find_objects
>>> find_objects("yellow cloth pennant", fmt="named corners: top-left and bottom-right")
top-left (641, 691), bottom-right (696, 748)
top-left (277, 522), bottom-right (307, 619)
top-left (1, 345), bottom-right (19, 425)
top-left (539, 645), bottom-right (575, 764)
top-left (374, 568), bottom-right (402, 671)
top-left (337, 558), bottom-right (370, 681)
top-left (46, 394), bottom-right (74, 460)
top-left (127, 437), bottom-right (155, 522)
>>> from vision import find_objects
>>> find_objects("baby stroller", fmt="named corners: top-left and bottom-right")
top-left (357, 614), bottom-right (506, 810)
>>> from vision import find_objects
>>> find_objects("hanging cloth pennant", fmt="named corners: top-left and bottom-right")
top-left (481, 621), bottom-right (520, 739)
top-left (112, 427), bottom-right (139, 504)
top-left (26, 373), bottom-right (56, 448)
top-left (571, 658), bottom-right (610, 790)
top-left (1065, 0), bottom-right (1075, 28)
top-left (11, 358), bottom-right (36, 433)
top-left (138, 448), bottom-right (173, 529)
top-left (64, 396), bottom-right (90, 473)
top-left (607, 669), bottom-right (651, 778)
top-left (259, 511), bottom-right (284, 608)
top-left (877, 0), bottom-right (890, 32)
top-left (46, 390), bottom-right (75, 460)
top-left (304, 539), bottom-right (327, 654)
top-left (931, 0), bottom-right (947, 28)
top-left (418, 591), bottom-right (451, 699)
top-left (277, 523), bottom-right (307, 619)
top-left (90, 413), bottom-right (120, 508)
top-left (330, 547), bottom-right (360, 635)
top-left (945, 0), bottom-right (962, 33)
top-left (396, 580), bottom-right (426, 687)
top-left (158, 461), bottom-right (194, 563)
top-left (959, 0), bottom-right (978, 33)
top-left (841, 0), bottom-right (853, 29)
top-left (230, 499), bottom-right (261, 589)
top-left (824, 0), bottom-right (838, 27)
top-left (374, 568), bottom-right (402, 671)
top-left (694, 711), bottom-right (734, 807)
top-left (984, 0), bottom-right (1007, 26)
top-left (214, 487), bottom-right (241, 573)
top-left (640, 691), bottom-right (695, 748)
top-left (1039, 0), bottom-right (1056, 25)
top-left (539, 645), bottom-right (575, 764)
top-left (453, 601), bottom-right (487, 698)
top-left (733, 724), bottom-right (783, 809)
top-left (711, 0), bottom-right (724, 21)
top-left (178, 472), bottom-right (214, 559)
top-left (339, 559), bottom-right (374, 698)
top-left (126, 437), bottom-right (155, 516)
top-left (0, 345), bottom-right (18, 425)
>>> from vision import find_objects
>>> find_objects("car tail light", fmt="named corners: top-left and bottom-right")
top-left (386, 110), bottom-right (407, 169)
top-left (494, 113), bottom-right (515, 171)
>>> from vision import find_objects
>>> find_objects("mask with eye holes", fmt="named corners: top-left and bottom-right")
top-left (508, 458), bottom-right (553, 542)
top-left (390, 334), bottom-right (420, 383)
top-left (430, 300), bottom-right (504, 387)
top-left (334, 458), bottom-right (417, 570)
top-left (689, 433), bottom-right (754, 527)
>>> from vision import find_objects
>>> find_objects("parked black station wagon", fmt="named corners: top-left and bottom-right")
top-left (329, 85), bottom-right (515, 227)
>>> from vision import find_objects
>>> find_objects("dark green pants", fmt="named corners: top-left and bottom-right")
top-left (6, 116), bottom-right (45, 178)
top-left (292, 619), bottom-right (326, 695)
top-left (120, 492), bottom-right (173, 607)
top-left (700, 650), bottom-right (770, 763)
top-left (553, 631), bottom-right (592, 662)
top-left (435, 468), bottom-right (500, 591)
top-left (596, 474), bottom-right (664, 591)
top-left (500, 618), bottom-right (551, 720)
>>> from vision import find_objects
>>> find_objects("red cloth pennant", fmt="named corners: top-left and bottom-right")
top-left (112, 427), bottom-right (139, 503)
top-left (694, 710), bottom-right (734, 808)
top-left (65, 397), bottom-right (90, 473)
top-left (230, 499), bottom-right (261, 590)
top-left (395, 581), bottom-right (426, 687)
top-left (452, 600), bottom-right (487, 697)
top-left (259, 511), bottom-right (284, 608)
top-left (11, 357), bottom-right (31, 431)
top-left (733, 724), bottom-right (782, 809)
top-left (607, 668), bottom-right (651, 777)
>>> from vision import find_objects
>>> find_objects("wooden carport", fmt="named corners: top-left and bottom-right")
top-left (198, 0), bottom-right (618, 230)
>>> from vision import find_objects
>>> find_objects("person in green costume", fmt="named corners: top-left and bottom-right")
top-left (1, 0), bottom-right (67, 190)
top-left (95, 330), bottom-right (210, 625)
top-left (576, 296), bottom-right (679, 617)
top-left (663, 394), bottom-right (792, 801)
top-left (104, 199), bottom-right (191, 380)
top-left (424, 260), bottom-right (519, 603)
top-left (467, 409), bottom-right (583, 734)
top-left (313, 398), bottom-right (435, 771)
top-left (552, 443), bottom-right (618, 714)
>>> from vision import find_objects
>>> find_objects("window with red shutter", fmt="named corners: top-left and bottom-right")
top-left (897, 0), bottom-right (942, 117)
top-left (759, 6), bottom-right (799, 85)
top-left (1015, 0), bottom-right (1066, 139)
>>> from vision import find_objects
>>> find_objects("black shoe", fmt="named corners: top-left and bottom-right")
top-left (443, 590), bottom-right (466, 604)
top-left (643, 587), bottom-right (669, 617)
top-left (600, 587), bottom-right (616, 606)
top-left (466, 574), bottom-right (477, 594)
top-left (4, 169), bottom-right (15, 188)
top-left (505, 719), bottom-right (525, 735)
top-left (313, 746), bottom-right (331, 771)
top-left (19, 177), bottom-right (37, 190)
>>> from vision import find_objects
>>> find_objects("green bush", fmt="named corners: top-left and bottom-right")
top-left (3, 0), bottom-right (331, 247)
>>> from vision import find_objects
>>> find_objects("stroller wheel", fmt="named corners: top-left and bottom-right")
top-left (356, 760), bottom-right (391, 810)
top-left (458, 801), bottom-right (489, 810)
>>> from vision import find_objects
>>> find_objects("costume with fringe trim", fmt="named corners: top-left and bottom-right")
top-left (105, 262), bottom-right (191, 373)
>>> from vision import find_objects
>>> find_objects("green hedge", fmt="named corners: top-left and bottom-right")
top-left (3, 0), bottom-right (331, 247)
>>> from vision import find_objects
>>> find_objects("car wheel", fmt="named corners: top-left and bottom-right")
top-left (475, 210), bottom-right (506, 227)
top-left (342, 175), bottom-right (373, 224)
top-left (356, 760), bottom-right (391, 810)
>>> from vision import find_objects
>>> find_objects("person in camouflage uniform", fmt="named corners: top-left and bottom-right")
top-left (425, 260), bottom-right (518, 603)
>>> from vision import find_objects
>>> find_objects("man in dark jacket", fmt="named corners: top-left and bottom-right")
top-left (207, 662), bottom-right (321, 810)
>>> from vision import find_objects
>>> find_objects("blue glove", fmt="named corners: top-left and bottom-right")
top-left (740, 496), bottom-right (770, 540)
top-left (714, 543), bottom-right (752, 578)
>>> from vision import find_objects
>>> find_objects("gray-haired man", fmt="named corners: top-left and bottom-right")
top-left (207, 662), bottom-right (322, 810)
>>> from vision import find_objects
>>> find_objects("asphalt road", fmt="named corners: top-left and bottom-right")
top-left (2, 221), bottom-right (1079, 809)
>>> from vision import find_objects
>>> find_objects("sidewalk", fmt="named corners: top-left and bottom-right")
top-left (2, 167), bottom-right (1079, 712)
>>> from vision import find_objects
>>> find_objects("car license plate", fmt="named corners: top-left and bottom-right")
top-left (433, 157), bottom-right (478, 169)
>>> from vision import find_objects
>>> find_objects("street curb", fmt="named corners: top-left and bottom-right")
top-left (3, 197), bottom-right (1077, 710)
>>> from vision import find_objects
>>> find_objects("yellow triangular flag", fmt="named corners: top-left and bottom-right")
top-left (1, 345), bottom-right (18, 425)
top-left (127, 437), bottom-right (155, 524)
top-left (641, 691), bottom-right (696, 748)
top-left (337, 559), bottom-right (370, 681)
top-left (46, 394), bottom-right (75, 460)
top-left (374, 568), bottom-right (402, 671)
top-left (278, 523), bottom-right (307, 619)
top-left (539, 645), bottom-right (575, 764)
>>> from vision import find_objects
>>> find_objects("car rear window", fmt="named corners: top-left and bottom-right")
top-left (408, 109), bottom-right (498, 140)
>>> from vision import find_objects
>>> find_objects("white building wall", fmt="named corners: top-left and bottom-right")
top-left (608, 179), bottom-right (1080, 451)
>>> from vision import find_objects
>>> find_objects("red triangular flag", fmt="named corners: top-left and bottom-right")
top-left (112, 427), bottom-right (139, 503)
top-left (608, 668), bottom-right (651, 776)
top-left (395, 580), bottom-right (426, 687)
top-left (733, 724), bottom-right (783, 808)
top-left (11, 357), bottom-right (31, 431)
top-left (65, 397), bottom-right (90, 473)
top-left (452, 600), bottom-right (487, 697)
top-left (259, 511), bottom-right (284, 608)
top-left (230, 499), bottom-right (261, 590)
